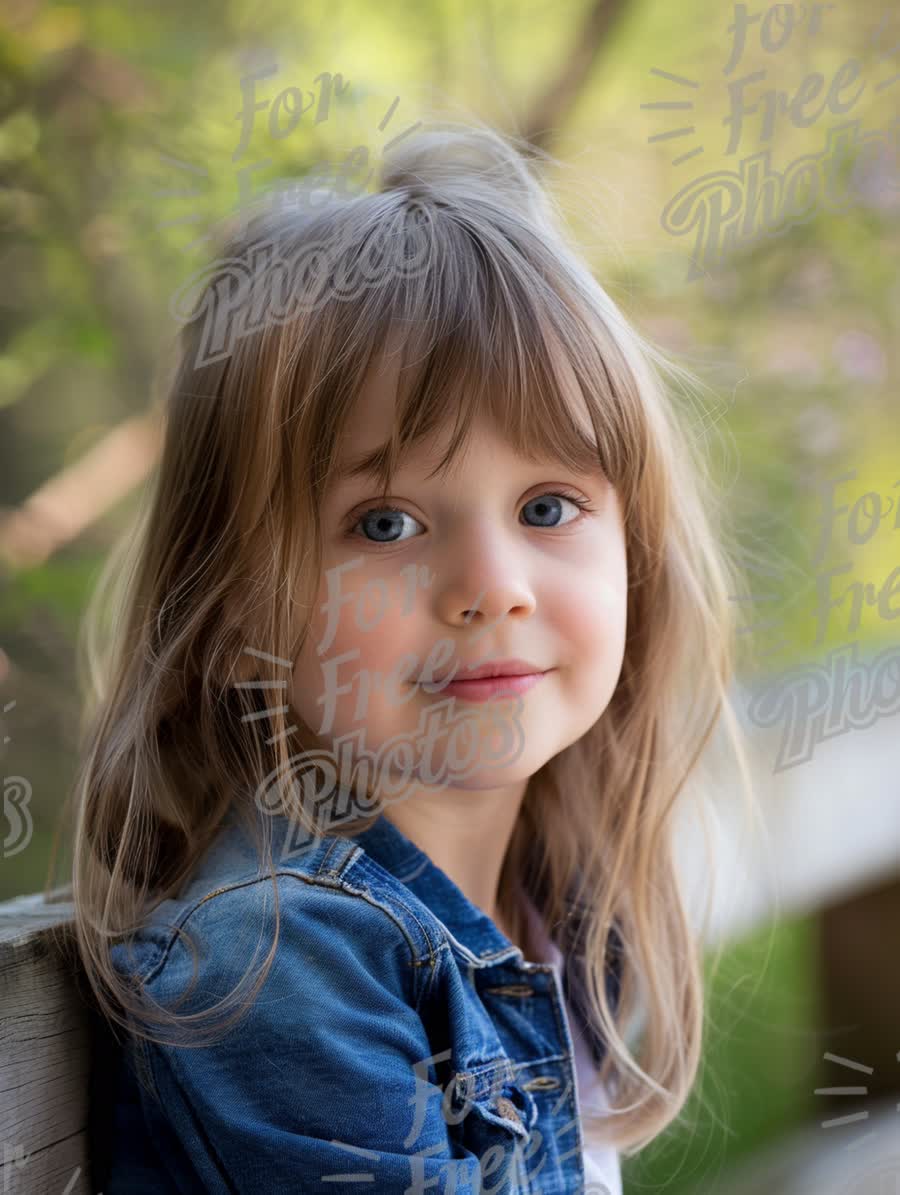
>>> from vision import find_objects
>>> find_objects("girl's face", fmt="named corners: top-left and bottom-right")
top-left (290, 348), bottom-right (628, 807)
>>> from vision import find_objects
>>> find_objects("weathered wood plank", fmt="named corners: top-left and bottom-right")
top-left (0, 892), bottom-right (91, 1195)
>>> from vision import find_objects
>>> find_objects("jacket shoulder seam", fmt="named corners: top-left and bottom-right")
top-left (337, 855), bottom-right (451, 1012)
top-left (138, 869), bottom-right (438, 1012)
top-left (339, 850), bottom-right (447, 1008)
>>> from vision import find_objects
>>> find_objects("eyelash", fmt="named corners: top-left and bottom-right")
top-left (344, 489), bottom-right (597, 546)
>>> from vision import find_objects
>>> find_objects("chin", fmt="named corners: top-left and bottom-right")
top-left (405, 754), bottom-right (554, 794)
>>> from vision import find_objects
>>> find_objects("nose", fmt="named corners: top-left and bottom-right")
top-left (433, 522), bottom-right (538, 627)
top-left (457, 585), bottom-right (535, 625)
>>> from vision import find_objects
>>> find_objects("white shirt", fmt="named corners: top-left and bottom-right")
top-left (520, 893), bottom-right (624, 1195)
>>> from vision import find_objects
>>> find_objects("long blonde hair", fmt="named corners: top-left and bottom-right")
top-left (61, 118), bottom-right (757, 1156)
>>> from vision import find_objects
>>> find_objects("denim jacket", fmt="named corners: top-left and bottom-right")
top-left (101, 802), bottom-right (623, 1194)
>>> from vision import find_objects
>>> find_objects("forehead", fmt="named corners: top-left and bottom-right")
top-left (337, 325), bottom-right (597, 482)
top-left (342, 330), bottom-right (409, 469)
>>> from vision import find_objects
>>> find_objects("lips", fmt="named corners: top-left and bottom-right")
top-left (420, 658), bottom-right (547, 684)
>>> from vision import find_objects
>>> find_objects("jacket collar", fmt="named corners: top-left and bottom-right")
top-left (349, 811), bottom-right (617, 1067)
top-left (348, 810), bottom-right (528, 968)
top-left (197, 801), bottom-right (618, 1063)
top-left (190, 802), bottom-right (524, 969)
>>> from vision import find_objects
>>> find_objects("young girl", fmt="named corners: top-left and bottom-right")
top-left (69, 120), bottom-right (753, 1194)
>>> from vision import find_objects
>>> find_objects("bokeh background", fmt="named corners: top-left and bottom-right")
top-left (1, 0), bottom-right (899, 1191)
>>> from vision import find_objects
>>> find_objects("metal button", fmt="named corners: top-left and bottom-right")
top-left (494, 1096), bottom-right (523, 1127)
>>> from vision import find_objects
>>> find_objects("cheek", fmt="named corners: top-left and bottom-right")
top-left (555, 571), bottom-right (627, 724)
top-left (556, 564), bottom-right (628, 651)
top-left (291, 572), bottom-right (422, 730)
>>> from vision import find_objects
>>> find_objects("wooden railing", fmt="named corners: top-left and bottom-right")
top-left (0, 888), bottom-right (95, 1195)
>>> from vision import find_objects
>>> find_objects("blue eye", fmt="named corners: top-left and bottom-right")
top-left (353, 507), bottom-right (424, 544)
top-left (520, 492), bottom-right (591, 527)
top-left (347, 490), bottom-right (594, 545)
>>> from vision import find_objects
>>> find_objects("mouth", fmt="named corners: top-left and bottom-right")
top-left (420, 658), bottom-right (549, 684)
top-left (415, 658), bottom-right (554, 703)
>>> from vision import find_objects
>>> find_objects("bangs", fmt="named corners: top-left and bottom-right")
top-left (277, 194), bottom-right (643, 511)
